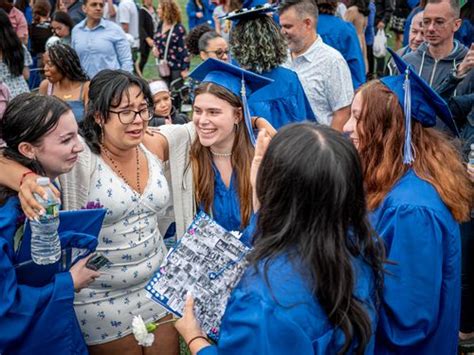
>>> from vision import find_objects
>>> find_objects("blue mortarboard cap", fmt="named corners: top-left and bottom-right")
top-left (381, 48), bottom-right (458, 164)
top-left (189, 58), bottom-right (273, 145)
top-left (221, 0), bottom-right (277, 22)
top-left (382, 48), bottom-right (457, 133)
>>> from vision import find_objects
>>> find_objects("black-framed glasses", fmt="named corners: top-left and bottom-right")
top-left (108, 107), bottom-right (153, 125)
top-left (205, 48), bottom-right (230, 59)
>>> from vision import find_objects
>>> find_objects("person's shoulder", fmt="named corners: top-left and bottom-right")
top-left (105, 19), bottom-right (125, 31)
top-left (175, 22), bottom-right (187, 32)
top-left (72, 18), bottom-right (87, 31)
top-left (38, 79), bottom-right (49, 94)
top-left (381, 170), bottom-right (453, 217)
top-left (240, 254), bottom-right (313, 303)
top-left (402, 43), bottom-right (426, 62)
top-left (264, 66), bottom-right (298, 80)
top-left (318, 40), bottom-right (347, 62)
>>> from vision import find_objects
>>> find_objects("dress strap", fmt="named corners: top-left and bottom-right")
top-left (47, 82), bottom-right (53, 96)
top-left (79, 82), bottom-right (85, 101)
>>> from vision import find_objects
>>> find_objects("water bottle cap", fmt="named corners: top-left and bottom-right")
top-left (36, 177), bottom-right (50, 186)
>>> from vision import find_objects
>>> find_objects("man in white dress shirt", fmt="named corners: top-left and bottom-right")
top-left (280, 0), bottom-right (353, 131)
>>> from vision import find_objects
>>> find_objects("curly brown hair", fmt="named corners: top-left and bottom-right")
top-left (356, 80), bottom-right (472, 222)
top-left (159, 0), bottom-right (182, 24)
top-left (230, 15), bottom-right (287, 73)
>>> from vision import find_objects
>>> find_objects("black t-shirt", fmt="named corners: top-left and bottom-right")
top-left (29, 21), bottom-right (53, 55)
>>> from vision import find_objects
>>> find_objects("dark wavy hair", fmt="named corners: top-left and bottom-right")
top-left (316, 0), bottom-right (338, 14)
top-left (47, 42), bottom-right (89, 82)
top-left (32, 0), bottom-right (51, 23)
top-left (0, 94), bottom-right (70, 203)
top-left (230, 15), bottom-right (287, 73)
top-left (81, 70), bottom-right (153, 154)
top-left (250, 123), bottom-right (385, 354)
top-left (0, 9), bottom-right (25, 76)
top-left (51, 11), bottom-right (74, 32)
top-left (348, 0), bottom-right (370, 16)
top-left (185, 23), bottom-right (214, 56)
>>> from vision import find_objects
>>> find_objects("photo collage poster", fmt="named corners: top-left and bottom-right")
top-left (145, 211), bottom-right (251, 341)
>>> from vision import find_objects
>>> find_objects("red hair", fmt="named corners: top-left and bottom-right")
top-left (357, 81), bottom-right (472, 222)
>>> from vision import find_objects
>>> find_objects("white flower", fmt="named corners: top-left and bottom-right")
top-left (132, 315), bottom-right (155, 347)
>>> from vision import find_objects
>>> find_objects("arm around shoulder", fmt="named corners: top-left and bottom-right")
top-left (143, 129), bottom-right (170, 161)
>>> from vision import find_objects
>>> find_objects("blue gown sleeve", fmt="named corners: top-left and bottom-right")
top-left (376, 205), bottom-right (445, 347)
top-left (0, 199), bottom-right (75, 351)
top-left (239, 213), bottom-right (257, 247)
top-left (197, 290), bottom-right (320, 355)
top-left (0, 238), bottom-right (75, 349)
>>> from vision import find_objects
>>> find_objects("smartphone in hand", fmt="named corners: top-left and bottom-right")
top-left (86, 253), bottom-right (111, 271)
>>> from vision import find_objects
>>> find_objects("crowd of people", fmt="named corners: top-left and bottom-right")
top-left (0, 0), bottom-right (473, 353)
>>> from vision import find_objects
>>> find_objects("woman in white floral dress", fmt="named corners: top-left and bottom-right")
top-left (73, 70), bottom-right (179, 354)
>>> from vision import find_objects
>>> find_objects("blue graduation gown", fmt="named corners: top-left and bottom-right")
top-left (318, 14), bottom-right (366, 90)
top-left (0, 197), bottom-right (88, 355)
top-left (212, 168), bottom-right (241, 232)
top-left (198, 253), bottom-right (378, 354)
top-left (186, 0), bottom-right (214, 29)
top-left (248, 66), bottom-right (316, 129)
top-left (370, 170), bottom-right (460, 354)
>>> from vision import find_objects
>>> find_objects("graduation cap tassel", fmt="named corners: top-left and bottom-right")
top-left (241, 76), bottom-right (256, 146)
top-left (403, 69), bottom-right (414, 165)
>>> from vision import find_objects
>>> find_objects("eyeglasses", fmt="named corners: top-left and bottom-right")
top-left (205, 48), bottom-right (230, 59)
top-left (108, 107), bottom-right (153, 125)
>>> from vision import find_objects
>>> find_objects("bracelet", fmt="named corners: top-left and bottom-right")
top-left (187, 335), bottom-right (208, 348)
top-left (20, 171), bottom-right (36, 186)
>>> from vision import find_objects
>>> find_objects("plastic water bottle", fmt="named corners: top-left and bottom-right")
top-left (30, 177), bottom-right (61, 265)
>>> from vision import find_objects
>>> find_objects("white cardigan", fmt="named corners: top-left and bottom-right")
top-left (59, 124), bottom-right (196, 238)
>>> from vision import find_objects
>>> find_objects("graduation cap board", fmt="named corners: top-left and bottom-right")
top-left (15, 208), bottom-right (106, 287)
top-left (221, 0), bottom-right (277, 22)
top-left (189, 58), bottom-right (273, 145)
top-left (381, 47), bottom-right (458, 164)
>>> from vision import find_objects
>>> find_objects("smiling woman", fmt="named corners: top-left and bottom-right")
top-left (146, 58), bottom-right (275, 239)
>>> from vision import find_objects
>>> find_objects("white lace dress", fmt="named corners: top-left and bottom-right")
top-left (74, 145), bottom-right (170, 345)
